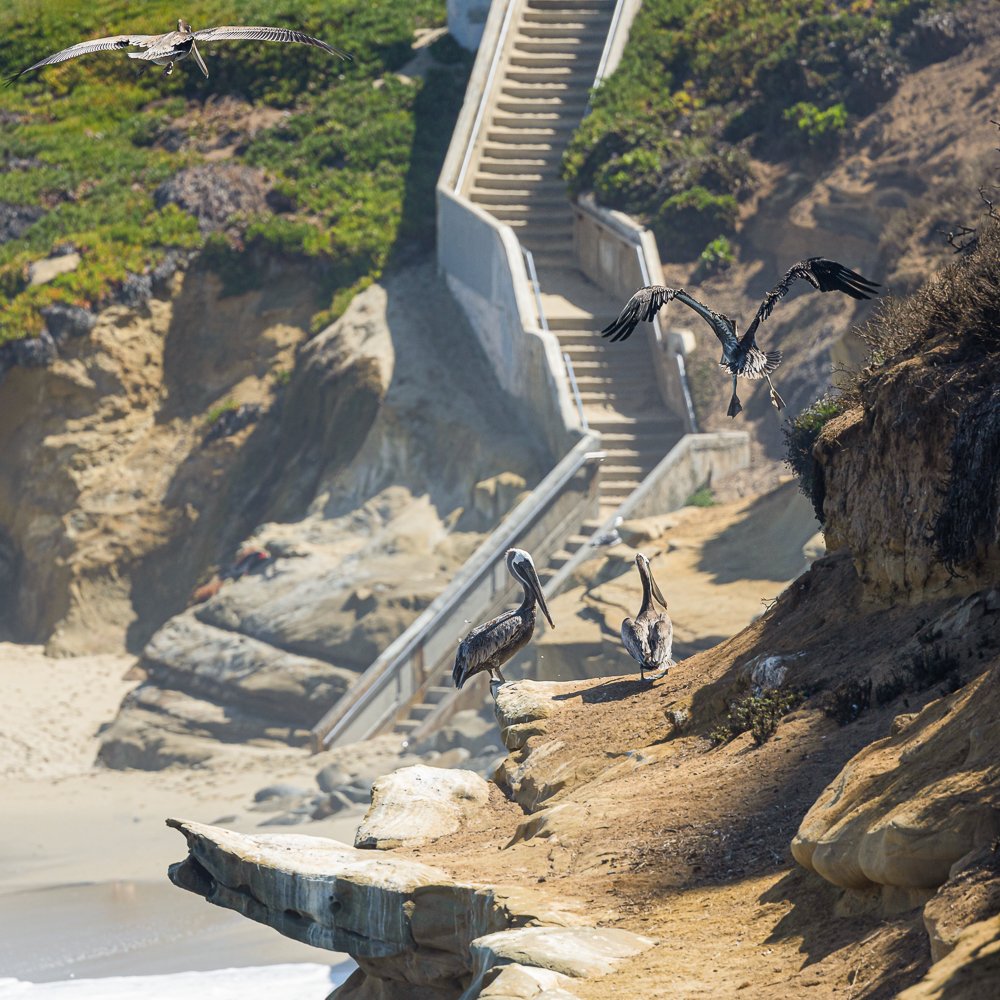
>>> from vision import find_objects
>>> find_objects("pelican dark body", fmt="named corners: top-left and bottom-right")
top-left (453, 548), bottom-right (554, 698)
top-left (602, 257), bottom-right (880, 417)
top-left (621, 553), bottom-right (673, 681)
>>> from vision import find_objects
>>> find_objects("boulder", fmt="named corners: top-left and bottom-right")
top-left (355, 765), bottom-right (491, 850)
top-left (922, 846), bottom-right (1000, 962)
top-left (140, 613), bottom-right (359, 727)
top-left (468, 926), bottom-right (655, 980)
top-left (897, 914), bottom-right (1000, 1000)
top-left (473, 963), bottom-right (577, 1000)
top-left (792, 664), bottom-right (1000, 896)
top-left (493, 681), bottom-right (568, 752)
top-left (154, 163), bottom-right (270, 232)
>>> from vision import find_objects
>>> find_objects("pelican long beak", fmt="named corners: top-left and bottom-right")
top-left (527, 563), bottom-right (555, 630)
top-left (650, 570), bottom-right (668, 610)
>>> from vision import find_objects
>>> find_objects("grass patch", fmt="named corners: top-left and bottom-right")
top-left (685, 485), bottom-right (715, 507)
top-left (822, 677), bottom-right (872, 725)
top-left (710, 689), bottom-right (804, 747)
top-left (782, 394), bottom-right (846, 523)
top-left (0, 0), bottom-right (471, 345)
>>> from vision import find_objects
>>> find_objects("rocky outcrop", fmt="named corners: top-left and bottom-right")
top-left (153, 164), bottom-right (271, 233)
top-left (897, 913), bottom-right (1000, 1000)
top-left (922, 846), bottom-right (1000, 963)
top-left (355, 765), bottom-right (492, 850)
top-left (167, 819), bottom-right (653, 999)
top-left (792, 656), bottom-right (1000, 902)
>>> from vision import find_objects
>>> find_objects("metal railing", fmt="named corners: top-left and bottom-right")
top-left (522, 245), bottom-right (549, 334)
top-left (310, 433), bottom-right (602, 751)
top-left (591, 0), bottom-right (628, 95)
top-left (455, 0), bottom-right (519, 194)
top-left (522, 243), bottom-right (589, 434)
top-left (563, 351), bottom-right (588, 433)
top-left (635, 244), bottom-right (698, 433)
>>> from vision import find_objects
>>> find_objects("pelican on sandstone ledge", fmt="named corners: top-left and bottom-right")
top-left (453, 548), bottom-right (554, 700)
top-left (7, 18), bottom-right (350, 84)
top-left (621, 553), bottom-right (673, 682)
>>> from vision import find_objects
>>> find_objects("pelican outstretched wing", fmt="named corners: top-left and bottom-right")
top-left (601, 286), bottom-right (677, 343)
top-left (192, 25), bottom-right (351, 61)
top-left (742, 257), bottom-right (880, 345)
top-left (6, 34), bottom-right (157, 83)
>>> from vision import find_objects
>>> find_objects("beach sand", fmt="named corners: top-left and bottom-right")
top-left (0, 644), bottom-right (360, 984)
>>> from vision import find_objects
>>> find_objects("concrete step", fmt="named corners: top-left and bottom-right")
top-left (490, 111), bottom-right (566, 128)
top-left (509, 52), bottom-right (599, 69)
top-left (473, 172), bottom-right (562, 189)
top-left (525, 6), bottom-right (611, 21)
top-left (481, 142), bottom-right (559, 158)
top-left (500, 83), bottom-right (577, 99)
top-left (505, 67), bottom-right (593, 85)
top-left (393, 718), bottom-right (422, 733)
top-left (496, 97), bottom-right (587, 114)
top-left (545, 314), bottom-right (618, 331)
top-left (469, 189), bottom-right (567, 206)
top-left (477, 157), bottom-right (561, 175)
top-left (486, 203), bottom-right (573, 219)
top-left (485, 125), bottom-right (574, 143)
top-left (424, 685), bottom-right (453, 702)
top-left (514, 33), bottom-right (604, 49)
top-left (515, 26), bottom-right (607, 42)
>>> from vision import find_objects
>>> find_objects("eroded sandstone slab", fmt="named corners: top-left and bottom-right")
top-left (792, 663), bottom-right (1000, 895)
top-left (355, 765), bottom-right (492, 850)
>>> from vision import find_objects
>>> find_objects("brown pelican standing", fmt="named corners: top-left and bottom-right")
top-left (621, 553), bottom-right (673, 681)
top-left (6, 19), bottom-right (350, 84)
top-left (453, 548), bottom-right (554, 699)
top-left (601, 258), bottom-right (880, 417)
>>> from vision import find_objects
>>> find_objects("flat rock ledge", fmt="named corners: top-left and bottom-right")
top-left (167, 819), bottom-right (652, 1000)
top-left (355, 765), bottom-right (491, 850)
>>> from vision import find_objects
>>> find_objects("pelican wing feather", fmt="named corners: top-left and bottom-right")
top-left (742, 257), bottom-right (880, 345)
top-left (601, 286), bottom-right (676, 343)
top-left (192, 25), bottom-right (351, 61)
top-left (7, 34), bottom-right (157, 83)
top-left (453, 609), bottom-right (521, 688)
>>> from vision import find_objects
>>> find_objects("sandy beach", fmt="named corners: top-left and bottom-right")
top-left (0, 644), bottom-right (361, 987)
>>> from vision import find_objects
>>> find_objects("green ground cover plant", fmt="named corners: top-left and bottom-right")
top-left (0, 0), bottom-right (469, 344)
top-left (564, 0), bottom-right (965, 256)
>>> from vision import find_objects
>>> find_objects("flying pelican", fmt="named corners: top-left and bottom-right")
top-left (453, 548), bottom-right (554, 699)
top-left (601, 257), bottom-right (880, 417)
top-left (621, 553), bottom-right (673, 682)
top-left (6, 19), bottom-right (350, 84)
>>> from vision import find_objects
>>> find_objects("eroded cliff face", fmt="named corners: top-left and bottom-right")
top-left (95, 260), bottom-right (550, 767)
top-left (816, 229), bottom-right (1000, 603)
top-left (0, 260), bottom-right (318, 653)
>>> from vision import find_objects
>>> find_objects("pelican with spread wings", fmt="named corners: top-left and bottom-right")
top-left (601, 257), bottom-right (880, 417)
top-left (7, 18), bottom-right (350, 84)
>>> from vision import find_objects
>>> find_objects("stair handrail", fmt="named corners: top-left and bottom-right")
top-left (636, 245), bottom-right (698, 432)
top-left (562, 351), bottom-right (588, 433)
top-left (311, 431), bottom-right (601, 750)
top-left (592, 0), bottom-right (630, 92)
top-left (455, 0), bottom-right (519, 194)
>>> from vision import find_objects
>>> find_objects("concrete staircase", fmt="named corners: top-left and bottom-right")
top-left (466, 0), bottom-right (609, 267)
top-left (390, 0), bottom-right (684, 741)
